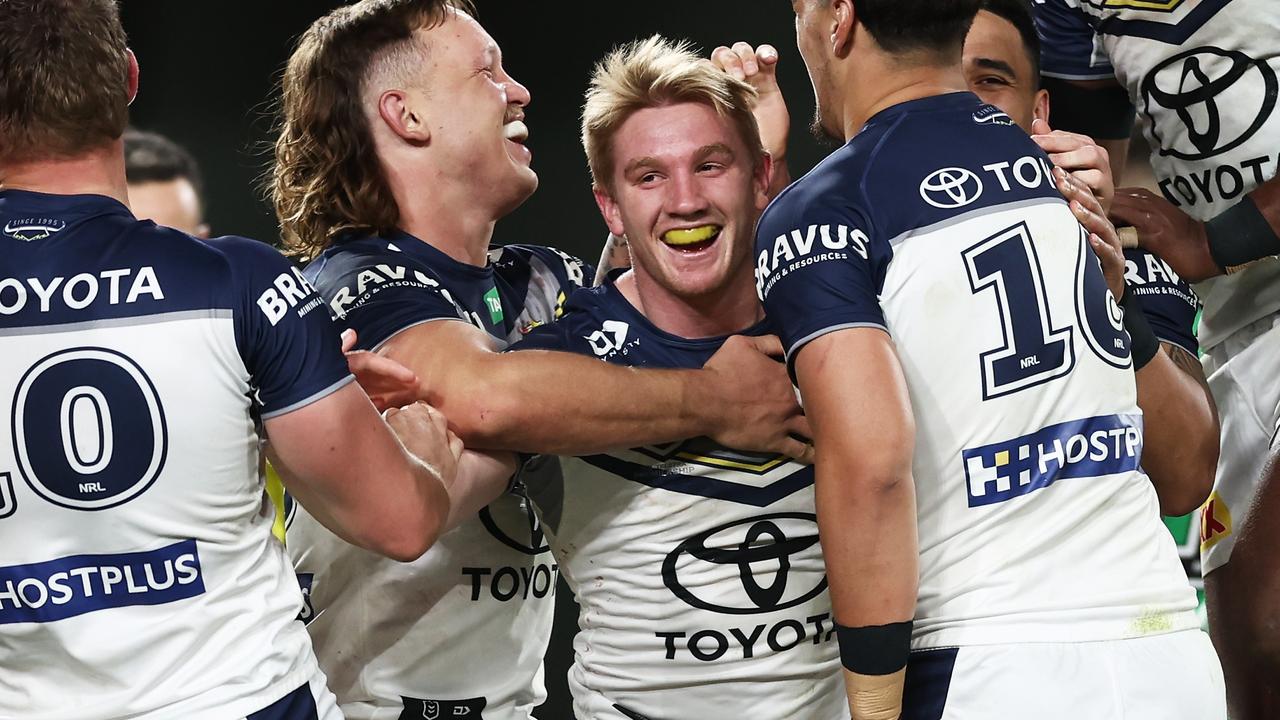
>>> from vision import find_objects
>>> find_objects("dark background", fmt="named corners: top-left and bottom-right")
top-left (118, 3), bottom-right (831, 717)
top-left (119, 0), bottom-right (833, 261)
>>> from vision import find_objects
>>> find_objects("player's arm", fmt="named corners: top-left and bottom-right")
top-left (711, 42), bottom-right (792, 197)
top-left (594, 233), bottom-right (631, 285)
top-left (1111, 178), bottom-right (1280, 282)
top-left (442, 450), bottom-right (519, 532)
top-left (1213, 431), bottom-right (1280, 720)
top-left (266, 395), bottom-right (452, 562)
top-left (795, 328), bottom-right (917, 720)
top-left (381, 320), bottom-right (809, 457)
top-left (1058, 170), bottom-right (1219, 514)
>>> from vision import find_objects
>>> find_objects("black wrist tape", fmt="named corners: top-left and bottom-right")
top-left (1039, 77), bottom-right (1136, 140)
top-left (1206, 195), bottom-right (1280, 270)
top-left (835, 620), bottom-right (913, 676)
top-left (1120, 286), bottom-right (1159, 371)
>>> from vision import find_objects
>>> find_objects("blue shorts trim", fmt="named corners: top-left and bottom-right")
top-left (903, 647), bottom-right (959, 720)
top-left (248, 683), bottom-right (319, 720)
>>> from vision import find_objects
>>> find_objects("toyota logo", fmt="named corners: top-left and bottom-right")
top-left (1142, 46), bottom-right (1277, 161)
top-left (479, 494), bottom-right (548, 555)
top-left (662, 512), bottom-right (827, 615)
top-left (919, 167), bottom-right (984, 209)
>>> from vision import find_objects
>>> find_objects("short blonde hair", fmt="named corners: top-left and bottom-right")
top-left (582, 35), bottom-right (765, 191)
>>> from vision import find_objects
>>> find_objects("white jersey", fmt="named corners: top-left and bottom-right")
top-left (286, 479), bottom-right (557, 720)
top-left (513, 284), bottom-right (847, 720)
top-left (1036, 0), bottom-right (1280, 349)
top-left (756, 93), bottom-right (1200, 649)
top-left (0, 189), bottom-right (352, 718)
top-left (292, 237), bottom-right (589, 719)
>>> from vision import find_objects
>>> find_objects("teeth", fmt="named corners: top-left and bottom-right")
top-left (662, 225), bottom-right (720, 246)
top-left (503, 120), bottom-right (528, 142)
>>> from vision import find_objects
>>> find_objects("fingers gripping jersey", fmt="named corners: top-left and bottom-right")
top-left (513, 285), bottom-right (848, 720)
top-left (756, 94), bottom-right (1199, 650)
top-left (1034, 0), bottom-right (1280, 349)
top-left (292, 232), bottom-right (591, 720)
top-left (0, 190), bottom-right (351, 719)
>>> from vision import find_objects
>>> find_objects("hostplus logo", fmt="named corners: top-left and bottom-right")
top-left (963, 414), bottom-right (1143, 507)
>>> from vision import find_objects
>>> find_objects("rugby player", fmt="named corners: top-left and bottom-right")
top-left (764, 1), bottom-right (1225, 716)
top-left (1030, 3), bottom-right (1280, 713)
top-left (0, 1), bottom-right (472, 718)
top-left (511, 36), bottom-right (846, 719)
top-left (270, 2), bottom-right (808, 718)
top-left (962, 0), bottom-right (1218, 576)
top-left (123, 128), bottom-right (209, 238)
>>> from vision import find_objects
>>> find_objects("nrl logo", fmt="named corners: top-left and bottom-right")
top-left (4, 218), bottom-right (66, 242)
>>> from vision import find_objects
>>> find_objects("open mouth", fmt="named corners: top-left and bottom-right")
top-left (661, 224), bottom-right (722, 253)
top-left (503, 119), bottom-right (529, 144)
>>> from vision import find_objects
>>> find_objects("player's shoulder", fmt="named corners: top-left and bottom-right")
top-left (489, 243), bottom-right (593, 290)
top-left (766, 94), bottom-right (1059, 245)
top-left (303, 233), bottom-right (445, 295)
top-left (513, 282), bottom-right (617, 354)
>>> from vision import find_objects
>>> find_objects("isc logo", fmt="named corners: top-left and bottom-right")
top-left (962, 414), bottom-right (1143, 507)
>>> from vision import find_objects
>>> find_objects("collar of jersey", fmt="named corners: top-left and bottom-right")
top-left (385, 229), bottom-right (494, 282)
top-left (594, 274), bottom-right (773, 349)
top-left (859, 90), bottom-right (982, 135)
top-left (0, 188), bottom-right (133, 223)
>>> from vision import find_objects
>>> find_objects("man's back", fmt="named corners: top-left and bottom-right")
top-left (757, 92), bottom-right (1197, 647)
top-left (0, 189), bottom-right (348, 719)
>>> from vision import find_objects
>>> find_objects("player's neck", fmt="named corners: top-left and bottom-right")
top-left (395, 188), bottom-right (496, 267)
top-left (0, 142), bottom-right (130, 207)
top-left (838, 59), bottom-right (967, 141)
top-left (618, 270), bottom-right (764, 339)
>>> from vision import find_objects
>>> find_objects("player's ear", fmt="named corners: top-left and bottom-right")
top-left (125, 49), bottom-right (139, 106)
top-left (378, 89), bottom-right (431, 144)
top-left (754, 153), bottom-right (774, 211)
top-left (1034, 89), bottom-right (1051, 127)
top-left (831, 0), bottom-right (856, 57)
top-left (592, 185), bottom-right (626, 237)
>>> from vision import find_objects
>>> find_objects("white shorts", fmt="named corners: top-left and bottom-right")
top-left (904, 631), bottom-right (1225, 720)
top-left (241, 670), bottom-right (343, 720)
top-left (1199, 315), bottom-right (1280, 576)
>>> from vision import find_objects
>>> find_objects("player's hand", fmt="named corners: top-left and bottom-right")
top-left (1031, 118), bottom-right (1114, 213)
top-left (385, 402), bottom-right (463, 484)
top-left (1110, 187), bottom-right (1221, 282)
top-left (702, 334), bottom-right (813, 463)
top-left (342, 328), bottom-right (421, 412)
top-left (1054, 166), bottom-right (1125, 299)
top-left (711, 43), bottom-right (789, 164)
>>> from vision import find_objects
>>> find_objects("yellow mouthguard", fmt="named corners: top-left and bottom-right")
top-left (662, 225), bottom-right (719, 246)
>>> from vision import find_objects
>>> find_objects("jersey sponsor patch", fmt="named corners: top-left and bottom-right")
top-left (1198, 491), bottom-right (1232, 551)
top-left (962, 414), bottom-right (1143, 507)
top-left (0, 539), bottom-right (204, 624)
top-left (3, 218), bottom-right (65, 242)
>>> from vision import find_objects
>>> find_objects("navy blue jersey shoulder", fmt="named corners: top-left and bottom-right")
top-left (1124, 247), bottom-right (1199, 354)
top-left (756, 93), bottom-right (1066, 364)
top-left (304, 231), bottom-right (591, 351)
top-left (0, 189), bottom-right (349, 417)
top-left (513, 279), bottom-right (770, 369)
top-left (1035, 0), bottom-right (1116, 80)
